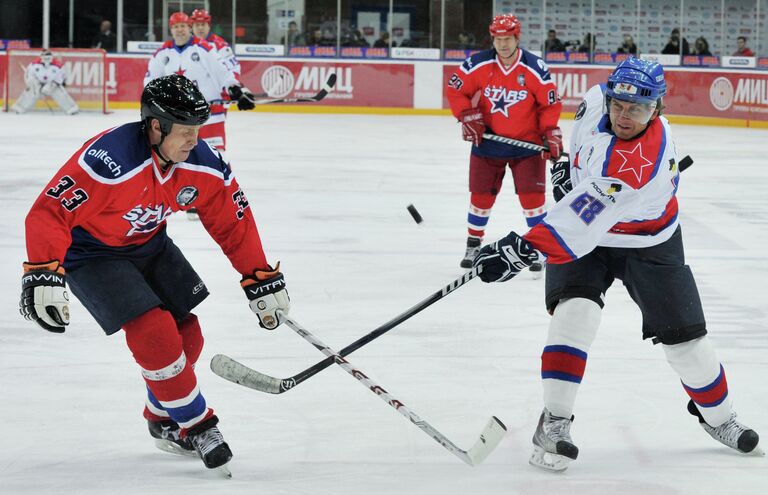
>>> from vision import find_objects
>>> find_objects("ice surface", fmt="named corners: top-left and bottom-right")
top-left (1, 109), bottom-right (766, 494)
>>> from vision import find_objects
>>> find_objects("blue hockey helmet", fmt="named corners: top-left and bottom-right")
top-left (606, 57), bottom-right (666, 105)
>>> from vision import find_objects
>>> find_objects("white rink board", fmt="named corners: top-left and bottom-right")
top-left (0, 109), bottom-right (766, 494)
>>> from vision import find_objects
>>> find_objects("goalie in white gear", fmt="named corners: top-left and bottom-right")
top-left (12, 50), bottom-right (79, 115)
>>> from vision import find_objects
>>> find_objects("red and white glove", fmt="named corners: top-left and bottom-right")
top-left (460, 108), bottom-right (485, 146)
top-left (541, 127), bottom-right (563, 161)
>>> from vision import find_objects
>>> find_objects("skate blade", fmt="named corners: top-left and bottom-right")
top-left (529, 446), bottom-right (573, 472)
top-left (215, 463), bottom-right (232, 478)
top-left (746, 444), bottom-right (765, 456)
top-left (154, 438), bottom-right (198, 458)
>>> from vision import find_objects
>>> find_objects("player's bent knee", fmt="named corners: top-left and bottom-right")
top-left (548, 298), bottom-right (602, 346)
top-left (179, 313), bottom-right (204, 365)
top-left (123, 307), bottom-right (184, 369)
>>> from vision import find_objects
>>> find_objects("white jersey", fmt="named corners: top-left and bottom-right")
top-left (525, 84), bottom-right (680, 264)
top-left (204, 33), bottom-right (241, 77)
top-left (144, 38), bottom-right (239, 103)
top-left (26, 59), bottom-right (66, 87)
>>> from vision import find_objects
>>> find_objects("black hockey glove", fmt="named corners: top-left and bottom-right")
top-left (241, 263), bottom-right (290, 330)
top-left (20, 261), bottom-right (70, 333)
top-left (472, 232), bottom-right (540, 283)
top-left (227, 85), bottom-right (256, 111)
top-left (550, 156), bottom-right (572, 203)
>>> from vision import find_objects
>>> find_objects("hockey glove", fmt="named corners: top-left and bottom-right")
top-left (20, 261), bottom-right (70, 333)
top-left (472, 232), bottom-right (540, 283)
top-left (241, 263), bottom-right (290, 330)
top-left (228, 85), bottom-right (256, 111)
top-left (550, 155), bottom-right (572, 203)
top-left (460, 108), bottom-right (485, 146)
top-left (542, 127), bottom-right (563, 161)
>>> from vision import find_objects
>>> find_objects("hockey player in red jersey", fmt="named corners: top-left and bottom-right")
top-left (447, 14), bottom-right (562, 273)
top-left (145, 12), bottom-right (254, 152)
top-left (470, 58), bottom-right (762, 471)
top-left (190, 9), bottom-right (241, 78)
top-left (20, 75), bottom-right (290, 475)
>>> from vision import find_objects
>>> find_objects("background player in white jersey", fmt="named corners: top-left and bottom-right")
top-left (12, 49), bottom-right (79, 115)
top-left (191, 9), bottom-right (241, 78)
top-left (470, 58), bottom-right (762, 471)
top-left (144, 12), bottom-right (254, 152)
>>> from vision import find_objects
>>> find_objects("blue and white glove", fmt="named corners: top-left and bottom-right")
top-left (472, 232), bottom-right (540, 283)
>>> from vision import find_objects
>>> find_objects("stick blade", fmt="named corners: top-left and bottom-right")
top-left (210, 354), bottom-right (284, 394)
top-left (465, 416), bottom-right (507, 466)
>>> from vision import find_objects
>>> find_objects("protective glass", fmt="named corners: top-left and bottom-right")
top-left (608, 98), bottom-right (657, 124)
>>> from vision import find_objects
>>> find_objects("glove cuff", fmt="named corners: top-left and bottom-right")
top-left (23, 260), bottom-right (65, 274)
top-left (240, 262), bottom-right (281, 288)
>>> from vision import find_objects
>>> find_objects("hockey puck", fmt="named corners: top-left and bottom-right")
top-left (406, 204), bottom-right (423, 224)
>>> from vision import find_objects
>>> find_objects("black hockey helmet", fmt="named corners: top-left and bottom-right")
top-left (141, 74), bottom-right (210, 138)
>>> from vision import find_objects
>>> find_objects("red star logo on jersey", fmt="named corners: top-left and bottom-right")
top-left (174, 68), bottom-right (186, 76)
top-left (615, 143), bottom-right (654, 183)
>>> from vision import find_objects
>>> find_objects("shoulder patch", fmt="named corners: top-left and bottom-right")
top-left (575, 101), bottom-right (587, 120)
top-left (79, 123), bottom-right (150, 181)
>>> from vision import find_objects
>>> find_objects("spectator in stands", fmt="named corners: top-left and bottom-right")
top-left (693, 37), bottom-right (712, 56)
top-left (662, 28), bottom-right (690, 55)
top-left (543, 29), bottom-right (566, 53)
top-left (373, 31), bottom-right (395, 48)
top-left (732, 36), bottom-right (755, 57)
top-left (457, 31), bottom-right (476, 50)
top-left (577, 33), bottom-right (596, 54)
top-left (617, 34), bottom-right (638, 55)
top-left (281, 21), bottom-right (305, 47)
top-left (91, 19), bottom-right (116, 52)
top-left (353, 30), bottom-right (370, 47)
top-left (308, 28), bottom-right (323, 46)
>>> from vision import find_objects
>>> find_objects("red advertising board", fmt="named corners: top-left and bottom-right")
top-left (238, 60), bottom-right (414, 107)
top-left (103, 56), bottom-right (414, 108)
top-left (442, 64), bottom-right (768, 123)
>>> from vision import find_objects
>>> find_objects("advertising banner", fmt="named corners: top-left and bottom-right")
top-left (441, 64), bottom-right (768, 123)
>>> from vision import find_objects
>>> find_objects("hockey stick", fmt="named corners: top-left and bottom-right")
top-left (214, 73), bottom-right (337, 107)
top-left (213, 267), bottom-right (481, 393)
top-left (211, 267), bottom-right (482, 394)
top-left (279, 311), bottom-right (507, 466)
top-left (482, 132), bottom-right (548, 152)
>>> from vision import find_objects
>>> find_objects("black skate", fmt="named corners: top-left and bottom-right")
top-left (188, 416), bottom-right (233, 477)
top-left (460, 237), bottom-right (482, 269)
top-left (148, 419), bottom-right (197, 457)
top-left (529, 408), bottom-right (579, 471)
top-left (687, 400), bottom-right (763, 455)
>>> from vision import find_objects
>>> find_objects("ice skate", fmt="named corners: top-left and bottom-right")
top-left (529, 259), bottom-right (546, 280)
top-left (460, 237), bottom-right (482, 269)
top-left (148, 419), bottom-right (197, 457)
top-left (687, 400), bottom-right (763, 455)
top-left (529, 408), bottom-right (579, 471)
top-left (188, 416), bottom-right (234, 477)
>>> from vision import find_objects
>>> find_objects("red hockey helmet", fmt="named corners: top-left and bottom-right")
top-left (168, 12), bottom-right (191, 29)
top-left (190, 9), bottom-right (212, 24)
top-left (488, 14), bottom-right (521, 38)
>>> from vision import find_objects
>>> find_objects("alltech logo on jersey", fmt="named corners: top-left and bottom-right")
top-left (243, 61), bottom-right (414, 107)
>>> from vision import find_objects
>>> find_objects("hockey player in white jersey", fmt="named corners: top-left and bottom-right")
top-left (471, 58), bottom-right (762, 471)
top-left (12, 49), bottom-right (79, 115)
top-left (144, 12), bottom-right (254, 151)
top-left (190, 9), bottom-right (241, 78)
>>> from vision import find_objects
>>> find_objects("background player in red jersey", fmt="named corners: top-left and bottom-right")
top-left (447, 14), bottom-right (563, 273)
top-left (19, 75), bottom-right (289, 476)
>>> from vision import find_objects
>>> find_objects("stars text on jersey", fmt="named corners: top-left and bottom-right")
top-left (484, 85), bottom-right (529, 117)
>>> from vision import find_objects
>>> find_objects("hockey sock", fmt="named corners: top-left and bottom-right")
top-left (124, 307), bottom-right (213, 430)
top-left (541, 298), bottom-right (602, 418)
top-left (519, 192), bottom-right (547, 228)
top-left (468, 193), bottom-right (496, 239)
top-left (179, 313), bottom-right (204, 366)
top-left (662, 336), bottom-right (732, 427)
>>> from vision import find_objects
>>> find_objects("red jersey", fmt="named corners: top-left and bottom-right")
top-left (25, 122), bottom-right (270, 275)
top-left (447, 48), bottom-right (562, 158)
